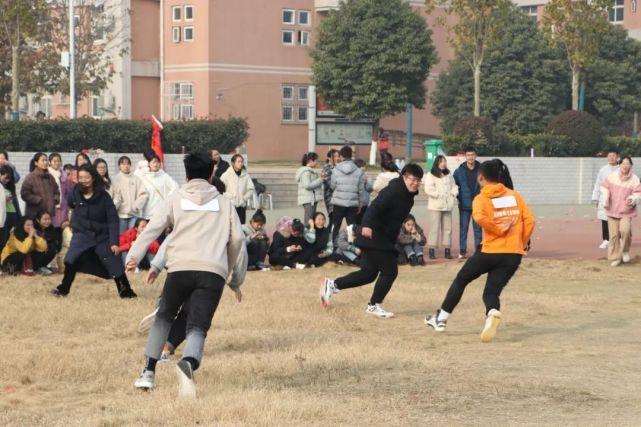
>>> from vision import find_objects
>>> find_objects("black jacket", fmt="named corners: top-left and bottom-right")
top-left (356, 177), bottom-right (417, 252)
top-left (214, 159), bottom-right (230, 178)
top-left (268, 231), bottom-right (306, 259)
top-left (311, 226), bottom-right (330, 254)
top-left (36, 225), bottom-right (62, 253)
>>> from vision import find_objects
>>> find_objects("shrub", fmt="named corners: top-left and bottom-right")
top-left (546, 111), bottom-right (604, 156)
top-left (603, 136), bottom-right (641, 157)
top-left (0, 118), bottom-right (249, 154)
top-left (505, 133), bottom-right (575, 157)
top-left (451, 116), bottom-right (499, 155)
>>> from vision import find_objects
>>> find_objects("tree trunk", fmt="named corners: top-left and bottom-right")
top-left (11, 45), bottom-right (19, 118)
top-left (571, 67), bottom-right (580, 111)
top-left (473, 64), bottom-right (481, 117)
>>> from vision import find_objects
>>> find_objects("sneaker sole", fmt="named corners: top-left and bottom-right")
top-left (424, 317), bottom-right (445, 332)
top-left (319, 279), bottom-right (329, 310)
top-left (480, 314), bottom-right (501, 343)
top-left (176, 361), bottom-right (196, 400)
top-left (365, 310), bottom-right (395, 319)
top-left (137, 309), bottom-right (158, 334)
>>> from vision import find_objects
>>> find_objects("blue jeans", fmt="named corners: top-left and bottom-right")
top-left (459, 209), bottom-right (482, 255)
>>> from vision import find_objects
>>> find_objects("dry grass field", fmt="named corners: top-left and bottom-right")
top-left (1, 258), bottom-right (641, 426)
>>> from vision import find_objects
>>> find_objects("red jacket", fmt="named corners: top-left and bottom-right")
top-left (119, 228), bottom-right (160, 254)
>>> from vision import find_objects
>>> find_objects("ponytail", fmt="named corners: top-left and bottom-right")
top-left (251, 209), bottom-right (267, 224)
top-left (302, 152), bottom-right (318, 166)
top-left (496, 160), bottom-right (514, 190)
top-left (480, 159), bottom-right (514, 189)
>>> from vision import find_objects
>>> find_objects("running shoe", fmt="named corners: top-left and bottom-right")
top-left (365, 303), bottom-right (394, 319)
top-left (425, 311), bottom-right (447, 332)
top-left (134, 369), bottom-right (155, 390)
top-left (611, 260), bottom-right (621, 267)
top-left (599, 240), bottom-right (609, 250)
top-left (480, 310), bottom-right (502, 343)
top-left (36, 267), bottom-right (53, 276)
top-left (295, 263), bottom-right (306, 270)
top-left (137, 308), bottom-right (158, 334)
top-left (622, 252), bottom-right (631, 263)
top-left (176, 359), bottom-right (196, 399)
top-left (320, 278), bottom-right (338, 309)
top-left (50, 288), bottom-right (68, 298)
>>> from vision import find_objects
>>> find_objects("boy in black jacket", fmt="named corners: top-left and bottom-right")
top-left (320, 164), bottom-right (423, 318)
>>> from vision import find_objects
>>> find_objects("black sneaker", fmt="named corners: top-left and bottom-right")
top-left (409, 255), bottom-right (418, 267)
top-left (119, 288), bottom-right (138, 299)
top-left (51, 288), bottom-right (68, 298)
top-left (417, 256), bottom-right (425, 266)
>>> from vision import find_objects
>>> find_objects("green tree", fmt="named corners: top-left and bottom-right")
top-left (542, 0), bottom-right (611, 111)
top-left (311, 0), bottom-right (437, 125)
top-left (584, 25), bottom-right (641, 134)
top-left (431, 7), bottom-right (569, 134)
top-left (426, 0), bottom-right (511, 117)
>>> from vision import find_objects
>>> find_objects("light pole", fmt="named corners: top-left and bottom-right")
top-left (69, 0), bottom-right (76, 119)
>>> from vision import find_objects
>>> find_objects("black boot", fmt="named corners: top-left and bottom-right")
top-left (417, 255), bottom-right (426, 266)
top-left (428, 248), bottom-right (436, 260)
top-left (409, 255), bottom-right (418, 267)
top-left (445, 248), bottom-right (453, 260)
top-left (115, 275), bottom-right (137, 298)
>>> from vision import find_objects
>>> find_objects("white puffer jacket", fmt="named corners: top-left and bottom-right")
top-left (424, 172), bottom-right (458, 211)
top-left (139, 170), bottom-right (179, 219)
top-left (220, 167), bottom-right (256, 208)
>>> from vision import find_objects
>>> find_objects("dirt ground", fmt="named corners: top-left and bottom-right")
top-left (1, 256), bottom-right (640, 426)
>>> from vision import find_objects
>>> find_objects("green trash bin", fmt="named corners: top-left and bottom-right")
top-left (423, 139), bottom-right (444, 170)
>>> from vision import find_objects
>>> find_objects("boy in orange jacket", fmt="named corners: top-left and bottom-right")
top-left (425, 159), bottom-right (535, 342)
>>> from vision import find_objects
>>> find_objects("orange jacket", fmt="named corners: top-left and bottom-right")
top-left (472, 184), bottom-right (535, 255)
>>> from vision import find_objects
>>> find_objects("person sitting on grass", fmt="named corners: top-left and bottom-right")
top-left (33, 210), bottom-right (62, 275)
top-left (1, 217), bottom-right (48, 276)
top-left (397, 215), bottom-right (426, 266)
top-left (119, 218), bottom-right (160, 271)
top-left (306, 212), bottom-right (334, 267)
top-left (268, 217), bottom-right (312, 269)
top-left (334, 224), bottom-right (362, 266)
top-left (242, 209), bottom-right (270, 271)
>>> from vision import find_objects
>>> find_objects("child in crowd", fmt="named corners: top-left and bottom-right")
top-left (268, 217), bottom-right (312, 269)
top-left (354, 159), bottom-right (373, 224)
top-left (334, 224), bottom-right (362, 266)
top-left (306, 212), bottom-right (333, 267)
top-left (397, 215), bottom-right (426, 266)
top-left (119, 218), bottom-right (160, 270)
top-left (63, 164), bottom-right (74, 177)
top-left (242, 209), bottom-right (270, 270)
top-left (1, 217), bottom-right (48, 275)
top-left (58, 220), bottom-right (73, 273)
top-left (33, 210), bottom-right (62, 275)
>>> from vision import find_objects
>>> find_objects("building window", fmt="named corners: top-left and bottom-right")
top-left (282, 86), bottom-right (294, 100)
top-left (609, 0), bottom-right (624, 22)
top-left (298, 10), bottom-right (310, 25)
top-left (282, 30), bottom-right (294, 45)
top-left (172, 26), bottom-right (181, 43)
top-left (180, 83), bottom-right (193, 100)
top-left (184, 26), bottom-right (194, 41)
top-left (180, 105), bottom-right (193, 120)
top-left (282, 106), bottom-right (294, 122)
top-left (172, 5), bottom-right (181, 21)
top-left (184, 5), bottom-right (193, 21)
top-left (298, 107), bottom-right (308, 122)
top-left (281, 84), bottom-right (309, 124)
top-left (521, 5), bottom-right (538, 22)
top-left (282, 9), bottom-right (295, 25)
top-left (298, 87), bottom-right (308, 101)
top-left (91, 96), bottom-right (101, 118)
top-left (298, 31), bottom-right (311, 46)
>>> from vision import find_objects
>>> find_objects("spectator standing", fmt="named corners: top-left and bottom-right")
top-left (220, 154), bottom-right (255, 224)
top-left (93, 158), bottom-right (112, 197)
top-left (0, 165), bottom-right (21, 250)
top-left (112, 156), bottom-right (149, 234)
top-left (453, 147), bottom-right (482, 258)
top-left (592, 148), bottom-right (620, 250)
top-left (322, 149), bottom-right (339, 227)
top-left (0, 151), bottom-right (21, 184)
top-left (354, 158), bottom-right (373, 224)
top-left (330, 146), bottom-right (365, 246)
top-left (296, 152), bottom-right (324, 224)
top-left (21, 152), bottom-right (60, 218)
top-left (70, 153), bottom-right (91, 184)
top-left (210, 149), bottom-right (230, 178)
top-left (425, 155), bottom-right (458, 260)
top-left (48, 153), bottom-right (72, 227)
top-left (139, 153), bottom-right (179, 220)
top-left (372, 153), bottom-right (400, 199)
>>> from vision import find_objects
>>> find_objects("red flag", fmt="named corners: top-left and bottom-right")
top-left (151, 115), bottom-right (164, 167)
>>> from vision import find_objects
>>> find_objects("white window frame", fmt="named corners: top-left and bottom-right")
top-left (298, 30), bottom-right (311, 46)
top-left (298, 86), bottom-right (308, 101)
top-left (183, 26), bottom-right (194, 42)
top-left (172, 104), bottom-right (181, 120)
top-left (180, 83), bottom-right (193, 100)
top-left (282, 8), bottom-right (295, 25)
top-left (297, 106), bottom-right (308, 122)
top-left (172, 5), bottom-right (181, 21)
top-left (521, 5), bottom-right (537, 18)
top-left (180, 104), bottom-right (193, 120)
top-left (609, 0), bottom-right (624, 23)
top-left (171, 82), bottom-right (181, 100)
top-left (298, 10), bottom-right (310, 26)
top-left (172, 26), bottom-right (181, 43)
top-left (282, 85), bottom-right (294, 100)
top-left (184, 5), bottom-right (194, 21)
top-left (282, 30), bottom-right (294, 46)
top-left (91, 95), bottom-right (101, 118)
top-left (282, 106), bottom-right (294, 122)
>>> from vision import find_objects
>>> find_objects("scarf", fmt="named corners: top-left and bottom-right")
top-left (619, 169), bottom-right (633, 182)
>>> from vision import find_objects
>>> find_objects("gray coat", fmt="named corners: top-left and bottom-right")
top-left (330, 160), bottom-right (364, 208)
top-left (296, 166), bottom-right (323, 205)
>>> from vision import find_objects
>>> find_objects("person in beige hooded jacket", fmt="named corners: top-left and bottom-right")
top-left (424, 155), bottom-right (459, 259)
top-left (127, 152), bottom-right (245, 398)
top-left (220, 154), bottom-right (255, 224)
top-left (112, 156), bottom-right (149, 234)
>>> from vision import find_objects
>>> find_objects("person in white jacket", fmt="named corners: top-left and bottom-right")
top-left (371, 153), bottom-right (400, 200)
top-left (112, 156), bottom-right (149, 234)
top-left (592, 148), bottom-right (620, 250)
top-left (139, 153), bottom-right (179, 220)
top-left (424, 155), bottom-right (458, 260)
top-left (220, 154), bottom-right (255, 224)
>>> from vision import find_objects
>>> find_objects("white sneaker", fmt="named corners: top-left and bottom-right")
top-left (137, 308), bottom-right (158, 334)
top-left (480, 310), bottom-right (502, 343)
top-left (36, 267), bottom-right (53, 276)
top-left (134, 369), bottom-right (155, 390)
top-left (319, 278), bottom-right (338, 309)
top-left (283, 266), bottom-right (292, 270)
top-left (365, 303), bottom-right (394, 319)
top-left (611, 260), bottom-right (621, 267)
top-left (599, 240), bottom-right (609, 250)
top-left (425, 312), bottom-right (447, 332)
top-left (295, 263), bottom-right (306, 270)
top-left (176, 359), bottom-right (196, 399)
top-left (622, 252), bottom-right (631, 263)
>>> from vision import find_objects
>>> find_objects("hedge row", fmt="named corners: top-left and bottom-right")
top-left (0, 118), bottom-right (250, 154)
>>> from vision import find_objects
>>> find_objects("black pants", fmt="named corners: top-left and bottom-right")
top-left (32, 249), bottom-right (56, 270)
top-left (602, 220), bottom-right (609, 241)
top-left (0, 212), bottom-right (19, 250)
top-left (331, 206), bottom-right (358, 246)
top-left (236, 207), bottom-right (246, 224)
top-left (157, 271), bottom-right (225, 338)
top-left (56, 250), bottom-right (130, 295)
top-left (247, 239), bottom-right (269, 266)
top-left (269, 248), bottom-right (313, 268)
top-left (335, 248), bottom-right (398, 305)
top-left (355, 206), bottom-right (367, 225)
top-left (441, 252), bottom-right (522, 315)
top-left (1, 252), bottom-right (27, 274)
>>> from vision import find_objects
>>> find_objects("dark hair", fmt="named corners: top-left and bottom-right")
top-left (29, 152), bottom-right (47, 172)
top-left (230, 154), bottom-right (244, 164)
top-left (463, 146), bottom-right (477, 154)
top-left (251, 209), bottom-right (267, 224)
top-left (77, 163), bottom-right (105, 193)
top-left (607, 147), bottom-right (620, 155)
top-left (63, 164), bottom-right (74, 171)
top-left (0, 165), bottom-right (15, 191)
top-left (75, 153), bottom-right (91, 168)
top-left (134, 218), bottom-right (148, 229)
top-left (301, 152), bottom-right (319, 166)
top-left (118, 156), bottom-right (131, 166)
top-left (354, 158), bottom-right (366, 168)
top-left (326, 149), bottom-right (338, 163)
top-left (479, 159), bottom-right (514, 189)
top-left (13, 216), bottom-right (34, 242)
top-left (314, 211), bottom-right (326, 221)
top-left (380, 152), bottom-right (398, 173)
top-left (430, 155), bottom-right (450, 178)
top-left (339, 145), bottom-right (353, 160)
top-left (143, 150), bottom-right (159, 162)
top-left (619, 156), bottom-right (633, 166)
top-left (49, 152), bottom-right (62, 163)
top-left (401, 163), bottom-right (424, 180)
top-left (291, 219), bottom-right (305, 234)
top-left (184, 152), bottom-right (214, 181)
top-left (93, 158), bottom-right (111, 189)
top-left (403, 214), bottom-right (416, 224)
top-left (210, 176), bottom-right (226, 193)
top-left (0, 150), bottom-right (8, 160)
top-left (35, 210), bottom-right (52, 231)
